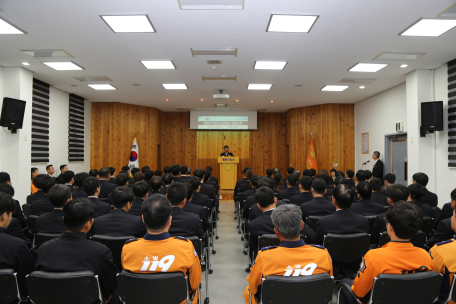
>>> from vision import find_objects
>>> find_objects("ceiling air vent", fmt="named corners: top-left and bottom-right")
top-left (73, 76), bottom-right (112, 82)
top-left (176, 108), bottom-right (193, 111)
top-left (21, 49), bottom-right (74, 59)
top-left (207, 60), bottom-right (222, 64)
top-left (203, 76), bottom-right (236, 81)
top-left (191, 48), bottom-right (237, 57)
top-left (372, 51), bottom-right (425, 62)
top-left (338, 78), bottom-right (376, 84)
top-left (178, 0), bottom-right (244, 10)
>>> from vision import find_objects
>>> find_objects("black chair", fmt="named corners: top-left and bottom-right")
top-left (306, 216), bottom-right (323, 233)
top-left (117, 270), bottom-right (193, 304)
top-left (26, 271), bottom-right (106, 304)
top-left (252, 273), bottom-right (334, 304)
top-left (384, 205), bottom-right (390, 210)
top-left (337, 271), bottom-right (442, 304)
top-left (378, 231), bottom-right (427, 249)
top-left (99, 197), bottom-right (108, 202)
top-left (282, 199), bottom-right (291, 205)
top-left (22, 204), bottom-right (32, 219)
top-left (187, 236), bottom-right (209, 304)
top-left (27, 215), bottom-right (38, 234)
top-left (365, 215), bottom-right (377, 234)
top-left (431, 206), bottom-right (441, 225)
top-left (0, 269), bottom-right (28, 304)
top-left (258, 234), bottom-right (308, 252)
top-left (91, 235), bottom-right (134, 268)
top-left (34, 233), bottom-right (61, 249)
top-left (421, 217), bottom-right (434, 235)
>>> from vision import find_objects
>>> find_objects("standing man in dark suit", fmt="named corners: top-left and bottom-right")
top-left (31, 176), bottom-right (57, 216)
top-left (83, 177), bottom-right (111, 218)
top-left (27, 174), bottom-right (47, 204)
top-left (290, 176), bottom-right (313, 206)
top-left (220, 145), bottom-right (234, 156)
top-left (129, 181), bottom-right (149, 217)
top-left (301, 178), bottom-right (336, 220)
top-left (36, 185), bottom-right (72, 233)
top-left (350, 181), bottom-right (384, 216)
top-left (277, 174), bottom-right (300, 200)
top-left (72, 172), bottom-right (89, 199)
top-left (370, 178), bottom-right (388, 206)
top-left (412, 172), bottom-right (438, 207)
top-left (372, 151), bottom-right (384, 182)
top-left (56, 164), bottom-right (68, 185)
top-left (98, 167), bottom-right (117, 201)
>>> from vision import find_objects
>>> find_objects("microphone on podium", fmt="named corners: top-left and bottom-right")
top-left (361, 160), bottom-right (370, 166)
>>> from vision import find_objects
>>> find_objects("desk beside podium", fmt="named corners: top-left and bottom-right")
top-left (218, 156), bottom-right (239, 190)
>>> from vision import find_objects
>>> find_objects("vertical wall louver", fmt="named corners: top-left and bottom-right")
top-left (448, 59), bottom-right (456, 167)
top-left (68, 94), bottom-right (85, 162)
top-left (31, 79), bottom-right (50, 163)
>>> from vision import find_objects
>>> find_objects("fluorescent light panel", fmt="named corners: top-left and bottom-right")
top-left (0, 17), bottom-right (26, 34)
top-left (101, 15), bottom-right (155, 33)
top-left (162, 84), bottom-right (187, 90)
top-left (349, 63), bottom-right (387, 72)
top-left (267, 15), bottom-right (318, 33)
top-left (321, 85), bottom-right (349, 91)
top-left (141, 61), bottom-right (175, 69)
top-left (178, 0), bottom-right (244, 10)
top-left (43, 62), bottom-right (84, 70)
top-left (254, 61), bottom-right (287, 70)
top-left (248, 84), bottom-right (272, 90)
top-left (400, 18), bottom-right (456, 37)
top-left (88, 84), bottom-right (116, 90)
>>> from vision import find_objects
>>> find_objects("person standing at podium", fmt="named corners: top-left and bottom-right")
top-left (221, 145), bottom-right (234, 157)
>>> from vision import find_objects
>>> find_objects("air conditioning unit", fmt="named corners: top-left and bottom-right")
top-left (213, 89), bottom-right (229, 99)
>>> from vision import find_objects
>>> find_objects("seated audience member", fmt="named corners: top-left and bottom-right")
top-left (179, 165), bottom-right (189, 181)
top-left (31, 176), bottom-right (57, 216)
top-left (72, 172), bottom-right (89, 199)
top-left (310, 168), bottom-right (317, 178)
top-left (235, 167), bottom-right (252, 197)
top-left (271, 167), bottom-right (280, 175)
top-left (27, 174), bottom-right (47, 203)
top-left (0, 183), bottom-right (30, 242)
top-left (369, 178), bottom-right (388, 206)
top-left (184, 183), bottom-right (208, 231)
top-left (265, 168), bottom-right (273, 179)
top-left (116, 172), bottom-right (129, 187)
top-left (429, 208), bottom-right (456, 303)
top-left (160, 173), bottom-right (173, 195)
top-left (129, 171), bottom-right (144, 189)
top-left (35, 198), bottom-right (119, 303)
top-left (290, 176), bottom-right (313, 206)
top-left (435, 189), bottom-right (456, 227)
top-left (294, 169), bottom-right (302, 178)
top-left (249, 178), bottom-right (286, 221)
top-left (315, 184), bottom-right (369, 278)
top-left (141, 166), bottom-right (150, 174)
top-left (277, 174), bottom-right (300, 200)
top-left (108, 167), bottom-right (116, 185)
top-left (426, 191), bottom-right (455, 248)
top-left (316, 173), bottom-right (333, 198)
top-left (301, 178), bottom-right (336, 220)
top-left (144, 169), bottom-right (154, 186)
top-left (187, 167), bottom-right (192, 176)
top-left (203, 169), bottom-right (215, 188)
top-left (205, 167), bottom-right (218, 186)
top-left (170, 164), bottom-right (181, 182)
top-left (370, 184), bottom-right (410, 245)
top-left (89, 168), bottom-right (99, 178)
top-left (0, 193), bottom-right (35, 298)
top-left (56, 164), bottom-right (68, 184)
top-left (121, 194), bottom-right (202, 304)
top-left (328, 168), bottom-right (337, 186)
top-left (148, 176), bottom-right (163, 195)
top-left (412, 172), bottom-right (438, 207)
top-left (167, 183), bottom-right (204, 239)
top-left (193, 168), bottom-right (217, 201)
top-left (46, 164), bottom-right (55, 178)
top-left (243, 178), bottom-right (269, 217)
top-left (91, 186), bottom-right (146, 238)
top-left (242, 174), bottom-right (260, 199)
top-left (380, 173), bottom-right (396, 196)
top-left (350, 181), bottom-right (384, 216)
top-left (83, 177), bottom-right (111, 218)
top-left (63, 170), bottom-right (76, 192)
top-left (98, 167), bottom-right (117, 201)
top-left (131, 168), bottom-right (141, 180)
top-left (282, 167), bottom-right (295, 187)
top-left (36, 185), bottom-right (72, 233)
top-left (155, 169), bottom-right (163, 177)
top-left (188, 176), bottom-right (210, 208)
top-left (364, 170), bottom-right (373, 181)
top-left (122, 165), bottom-right (131, 177)
top-left (31, 167), bottom-right (39, 194)
top-left (345, 170), bottom-right (355, 187)
top-left (339, 202), bottom-right (434, 304)
top-left (244, 204), bottom-right (332, 304)
top-left (273, 173), bottom-right (284, 193)
top-left (163, 166), bottom-right (172, 175)
top-left (129, 181), bottom-right (149, 217)
top-left (407, 184), bottom-right (432, 217)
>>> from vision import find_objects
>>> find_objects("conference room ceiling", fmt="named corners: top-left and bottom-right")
top-left (1, 0), bottom-right (456, 112)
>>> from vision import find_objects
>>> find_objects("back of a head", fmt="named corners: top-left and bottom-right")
top-left (0, 182), bottom-right (14, 197)
top-left (386, 201), bottom-right (423, 239)
top-left (412, 172), bottom-right (429, 187)
top-left (336, 170), bottom-right (345, 178)
top-left (63, 198), bottom-right (96, 232)
top-left (386, 184), bottom-right (410, 204)
top-left (163, 166), bottom-right (172, 174)
top-left (364, 170), bottom-right (373, 180)
top-left (133, 181), bottom-right (149, 198)
top-left (185, 183), bottom-right (193, 200)
top-left (131, 168), bottom-right (140, 176)
top-left (133, 172), bottom-right (145, 182)
top-left (293, 169), bottom-right (302, 178)
top-left (155, 169), bottom-right (162, 177)
top-left (335, 176), bottom-right (346, 185)
top-left (315, 173), bottom-right (328, 183)
top-left (48, 185), bottom-right (72, 208)
top-left (74, 173), bottom-right (88, 188)
top-left (163, 173), bottom-right (173, 185)
top-left (31, 167), bottom-right (39, 179)
top-left (451, 189), bottom-right (456, 202)
top-left (33, 174), bottom-right (47, 189)
top-left (150, 176), bottom-right (163, 191)
top-left (384, 173), bottom-right (396, 184)
top-left (188, 176), bottom-right (201, 191)
top-left (255, 187), bottom-right (275, 208)
top-left (355, 170), bottom-right (366, 182)
top-left (187, 168), bottom-right (192, 175)
top-left (0, 172), bottom-right (11, 183)
top-left (333, 184), bottom-right (355, 209)
top-left (204, 169), bottom-right (212, 181)
top-left (109, 167), bottom-right (116, 176)
top-left (193, 168), bottom-right (204, 180)
top-left (299, 176), bottom-right (313, 191)
top-left (266, 168), bottom-right (273, 177)
top-left (245, 169), bottom-right (253, 180)
top-left (206, 166), bottom-right (213, 171)
top-left (251, 175), bottom-right (261, 188)
top-left (356, 181), bottom-right (372, 200)
top-left (369, 178), bottom-right (382, 192)
top-left (180, 166), bottom-right (188, 175)
top-left (41, 176), bottom-right (57, 194)
top-left (286, 174), bottom-right (298, 186)
top-left (83, 176), bottom-right (100, 196)
top-left (144, 169), bottom-right (154, 181)
top-left (89, 169), bottom-right (99, 177)
top-left (271, 204), bottom-right (302, 240)
top-left (0, 192), bottom-right (16, 216)
top-left (302, 169), bottom-right (312, 177)
top-left (287, 167), bottom-right (295, 175)
top-left (312, 178), bottom-right (327, 195)
top-left (122, 165), bottom-right (130, 172)
top-left (141, 166), bottom-right (150, 174)
top-left (142, 194), bottom-right (172, 232)
top-left (63, 170), bottom-right (75, 183)
top-left (256, 178), bottom-right (269, 190)
top-left (116, 173), bottom-right (129, 186)
top-left (243, 167), bottom-right (252, 175)
top-left (309, 169), bottom-right (317, 177)
top-left (171, 164), bottom-right (180, 176)
top-left (272, 167), bottom-right (280, 174)
top-left (111, 186), bottom-right (134, 208)
top-left (346, 170), bottom-right (354, 178)
top-left (408, 183), bottom-right (426, 201)
top-left (166, 182), bottom-right (187, 206)
top-left (273, 173), bottom-right (282, 184)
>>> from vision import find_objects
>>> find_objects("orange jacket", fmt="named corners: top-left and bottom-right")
top-left (31, 180), bottom-right (38, 194)
top-left (430, 237), bottom-right (456, 303)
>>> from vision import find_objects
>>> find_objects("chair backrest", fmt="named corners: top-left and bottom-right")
top-left (378, 231), bottom-right (428, 250)
top-left (306, 216), bottom-right (323, 233)
top-left (187, 236), bottom-right (202, 259)
top-left (282, 199), bottom-right (291, 204)
top-left (34, 233), bottom-right (60, 249)
top-left (451, 274), bottom-right (456, 303)
top-left (365, 215), bottom-right (377, 233)
top-left (323, 233), bottom-right (370, 263)
top-left (0, 269), bottom-right (20, 304)
top-left (22, 204), bottom-right (32, 218)
top-left (27, 215), bottom-right (38, 234)
top-left (370, 271), bottom-right (442, 304)
top-left (91, 235), bottom-right (134, 267)
top-left (98, 197), bottom-right (108, 202)
top-left (258, 234), bottom-right (308, 252)
top-left (117, 270), bottom-right (189, 304)
top-left (26, 271), bottom-right (102, 304)
top-left (421, 217), bottom-right (434, 235)
top-left (261, 273), bottom-right (333, 304)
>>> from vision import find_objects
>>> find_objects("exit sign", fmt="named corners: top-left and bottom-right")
top-left (396, 122), bottom-right (403, 132)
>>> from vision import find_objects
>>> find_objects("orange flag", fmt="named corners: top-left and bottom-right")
top-left (306, 136), bottom-right (318, 172)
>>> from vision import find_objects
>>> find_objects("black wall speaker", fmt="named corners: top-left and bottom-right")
top-left (0, 97), bottom-right (27, 133)
top-left (421, 101), bottom-right (443, 132)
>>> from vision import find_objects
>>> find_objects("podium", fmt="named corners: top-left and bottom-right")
top-left (218, 156), bottom-right (239, 190)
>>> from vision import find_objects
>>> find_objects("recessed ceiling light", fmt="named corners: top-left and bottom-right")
top-left (270, 100), bottom-right (274, 103)
top-left (295, 84), bottom-right (303, 87)
top-left (359, 86), bottom-right (365, 89)
top-left (43, 62), bottom-right (84, 70)
top-left (0, 17), bottom-right (26, 34)
top-left (200, 98), bottom-right (204, 101)
top-left (400, 64), bottom-right (408, 68)
top-left (140, 60), bottom-right (175, 69)
top-left (178, 0), bottom-right (244, 10)
top-left (165, 98), bottom-right (169, 101)
top-left (22, 62), bottom-right (30, 66)
top-left (349, 63), bottom-right (387, 72)
top-left (399, 18), bottom-right (456, 37)
top-left (248, 84), bottom-right (272, 90)
top-left (100, 15), bottom-right (155, 33)
top-left (162, 84), bottom-right (187, 90)
top-left (254, 61), bottom-right (288, 70)
top-left (321, 85), bottom-right (349, 92)
top-left (235, 99), bottom-right (239, 102)
top-left (88, 84), bottom-right (116, 90)
top-left (267, 14), bottom-right (318, 33)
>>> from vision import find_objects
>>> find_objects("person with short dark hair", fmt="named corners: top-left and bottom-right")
top-left (163, 166), bottom-right (172, 174)
top-left (62, 170), bottom-right (76, 192)
top-left (407, 184), bottom-right (432, 217)
top-left (350, 181), bottom-right (384, 216)
top-left (371, 151), bottom-right (384, 182)
top-left (129, 172), bottom-right (145, 189)
top-left (277, 174), bottom-right (300, 200)
top-left (31, 176), bottom-right (57, 216)
top-left (412, 172), bottom-right (438, 207)
top-left (131, 167), bottom-right (140, 177)
top-left (273, 173), bottom-right (284, 193)
top-left (36, 185), bottom-right (72, 233)
top-left (56, 164), bottom-right (68, 184)
top-left (221, 145), bottom-right (234, 156)
top-left (98, 167), bottom-right (117, 201)
top-left (129, 181), bottom-right (149, 217)
top-left (265, 168), bottom-right (273, 179)
top-left (155, 169), bottom-right (162, 177)
top-left (193, 168), bottom-right (216, 206)
top-left (235, 167), bottom-right (252, 197)
top-left (247, 178), bottom-right (286, 221)
top-left (27, 174), bottom-right (47, 203)
top-left (183, 183), bottom-right (208, 231)
top-left (0, 183), bottom-right (28, 232)
top-left (435, 189), bottom-right (456, 228)
top-left (301, 178), bottom-right (336, 220)
top-left (243, 174), bottom-right (260, 199)
top-left (72, 172), bottom-right (89, 199)
top-left (31, 167), bottom-right (39, 194)
top-left (89, 168), bottom-right (99, 178)
top-left (426, 197), bottom-right (455, 248)
top-left (35, 198), bottom-right (119, 302)
top-left (46, 164), bottom-right (55, 178)
top-left (121, 194), bottom-right (202, 304)
top-left (380, 173), bottom-right (396, 196)
top-left (144, 169), bottom-right (154, 185)
top-left (328, 168), bottom-right (337, 186)
top-left (281, 167), bottom-right (295, 187)
top-left (186, 176), bottom-right (210, 208)
top-left (179, 166), bottom-right (189, 181)
top-left (141, 166), bottom-right (150, 174)
top-left (339, 202), bottom-right (433, 304)
top-left (290, 176), bottom-right (313, 206)
top-left (83, 177), bottom-right (111, 218)
top-left (170, 164), bottom-right (181, 182)
top-left (369, 177), bottom-right (388, 206)
top-left (116, 172), bottom-right (129, 187)
top-left (160, 173), bottom-right (174, 195)
top-left (149, 176), bottom-right (163, 196)
top-left (345, 170), bottom-right (355, 187)
top-left (108, 167), bottom-right (117, 185)
top-left (91, 186), bottom-right (146, 238)
top-left (315, 184), bottom-right (369, 278)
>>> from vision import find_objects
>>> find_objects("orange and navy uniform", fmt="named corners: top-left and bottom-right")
top-left (31, 180), bottom-right (38, 194)
top-left (430, 237), bottom-right (456, 303)
top-left (351, 241), bottom-right (434, 302)
top-left (243, 240), bottom-right (333, 304)
top-left (121, 232), bottom-right (202, 304)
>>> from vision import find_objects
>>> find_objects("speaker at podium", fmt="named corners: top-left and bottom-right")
top-left (218, 156), bottom-right (239, 190)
